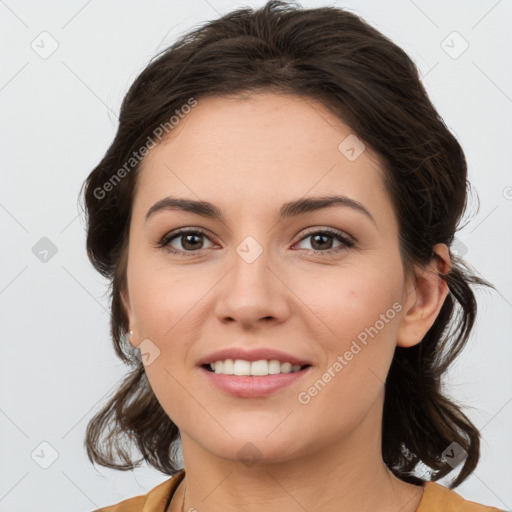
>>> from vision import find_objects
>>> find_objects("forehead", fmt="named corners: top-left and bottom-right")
top-left (133, 93), bottom-right (395, 231)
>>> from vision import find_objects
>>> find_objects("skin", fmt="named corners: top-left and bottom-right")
top-left (121, 92), bottom-right (451, 512)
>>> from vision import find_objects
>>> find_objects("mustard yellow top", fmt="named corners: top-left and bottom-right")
top-left (94, 470), bottom-right (506, 512)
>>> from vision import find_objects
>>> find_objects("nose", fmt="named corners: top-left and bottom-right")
top-left (213, 243), bottom-right (291, 330)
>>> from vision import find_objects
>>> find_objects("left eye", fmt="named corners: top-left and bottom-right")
top-left (159, 229), bottom-right (214, 253)
top-left (158, 228), bottom-right (354, 255)
top-left (295, 229), bottom-right (354, 252)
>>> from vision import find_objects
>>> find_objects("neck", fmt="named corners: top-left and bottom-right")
top-left (175, 393), bottom-right (424, 512)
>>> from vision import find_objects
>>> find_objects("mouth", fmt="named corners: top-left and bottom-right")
top-left (196, 348), bottom-right (313, 397)
top-left (201, 360), bottom-right (312, 376)
top-left (199, 359), bottom-right (313, 398)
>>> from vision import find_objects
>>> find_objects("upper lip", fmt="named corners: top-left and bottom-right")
top-left (197, 347), bottom-right (312, 367)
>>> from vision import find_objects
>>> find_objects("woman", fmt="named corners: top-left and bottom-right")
top-left (81, 1), bottom-right (505, 511)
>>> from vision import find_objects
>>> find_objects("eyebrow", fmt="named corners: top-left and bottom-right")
top-left (145, 194), bottom-right (377, 226)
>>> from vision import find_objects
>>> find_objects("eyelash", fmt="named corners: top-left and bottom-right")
top-left (157, 227), bottom-right (355, 257)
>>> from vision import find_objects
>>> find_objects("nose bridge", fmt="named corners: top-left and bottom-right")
top-left (214, 231), bottom-right (289, 325)
top-left (231, 233), bottom-right (275, 298)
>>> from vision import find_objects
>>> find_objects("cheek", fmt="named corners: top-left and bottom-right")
top-left (126, 256), bottom-right (213, 404)
top-left (297, 262), bottom-right (402, 344)
top-left (296, 263), bottom-right (403, 403)
top-left (127, 263), bottom-right (199, 421)
top-left (293, 275), bottom-right (402, 436)
top-left (127, 252), bottom-right (201, 336)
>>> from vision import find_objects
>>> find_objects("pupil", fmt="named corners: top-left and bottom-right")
top-left (183, 234), bottom-right (202, 250)
top-left (312, 234), bottom-right (332, 250)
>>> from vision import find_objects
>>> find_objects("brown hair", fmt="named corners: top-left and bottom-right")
top-left (80, 0), bottom-right (494, 488)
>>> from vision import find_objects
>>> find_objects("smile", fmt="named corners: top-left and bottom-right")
top-left (200, 362), bottom-right (312, 398)
top-left (205, 359), bottom-right (308, 376)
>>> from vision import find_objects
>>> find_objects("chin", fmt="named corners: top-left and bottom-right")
top-left (197, 426), bottom-right (310, 466)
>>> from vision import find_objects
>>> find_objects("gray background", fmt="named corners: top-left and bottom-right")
top-left (0, 0), bottom-right (511, 511)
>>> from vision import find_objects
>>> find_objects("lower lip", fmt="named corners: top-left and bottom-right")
top-left (199, 366), bottom-right (312, 398)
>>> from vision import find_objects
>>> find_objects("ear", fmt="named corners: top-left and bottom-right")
top-left (120, 287), bottom-right (138, 349)
top-left (396, 243), bottom-right (451, 348)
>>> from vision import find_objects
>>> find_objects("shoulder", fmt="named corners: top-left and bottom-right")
top-left (418, 481), bottom-right (507, 512)
top-left (91, 470), bottom-right (185, 512)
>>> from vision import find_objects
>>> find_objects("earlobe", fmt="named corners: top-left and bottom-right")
top-left (396, 243), bottom-right (451, 348)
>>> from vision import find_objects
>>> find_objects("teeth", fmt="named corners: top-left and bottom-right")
top-left (208, 359), bottom-right (304, 376)
top-left (250, 360), bottom-right (268, 376)
top-left (268, 360), bottom-right (281, 374)
top-left (234, 359), bottom-right (251, 376)
top-left (223, 359), bottom-right (234, 374)
top-left (281, 362), bottom-right (292, 373)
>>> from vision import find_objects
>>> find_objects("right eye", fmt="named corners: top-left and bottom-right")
top-left (158, 228), bottom-right (215, 255)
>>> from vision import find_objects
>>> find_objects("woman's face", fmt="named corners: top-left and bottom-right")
top-left (122, 92), bottom-right (428, 465)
